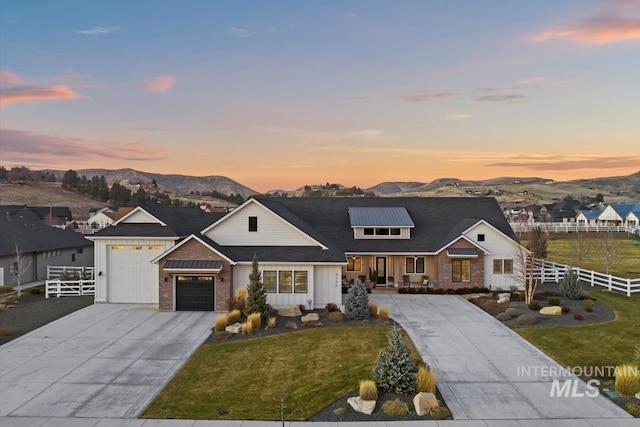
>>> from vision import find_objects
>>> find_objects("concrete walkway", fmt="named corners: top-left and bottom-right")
top-left (370, 294), bottom-right (631, 421)
top-left (0, 304), bottom-right (216, 419)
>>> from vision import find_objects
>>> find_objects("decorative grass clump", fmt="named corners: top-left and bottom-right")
top-left (381, 398), bottom-right (409, 416)
top-left (0, 326), bottom-right (16, 337)
top-left (378, 306), bottom-right (389, 321)
top-left (626, 403), bottom-right (640, 416)
top-left (359, 379), bottom-right (378, 401)
top-left (227, 309), bottom-right (241, 324)
top-left (615, 364), bottom-right (640, 396)
top-left (247, 313), bottom-right (261, 329)
top-left (369, 303), bottom-right (379, 318)
top-left (328, 312), bottom-right (343, 322)
top-left (416, 365), bottom-right (437, 394)
top-left (241, 321), bottom-right (253, 336)
top-left (236, 288), bottom-right (247, 301)
top-left (214, 315), bottom-right (228, 332)
top-left (0, 285), bottom-right (14, 293)
top-left (429, 406), bottom-right (452, 420)
top-left (583, 299), bottom-right (594, 310)
top-left (266, 316), bottom-right (276, 329)
top-left (633, 345), bottom-right (640, 366)
top-left (333, 407), bottom-right (347, 415)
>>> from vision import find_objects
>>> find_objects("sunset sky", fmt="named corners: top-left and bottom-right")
top-left (1, 0), bottom-right (639, 192)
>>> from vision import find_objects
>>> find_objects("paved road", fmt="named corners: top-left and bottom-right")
top-left (0, 303), bottom-right (216, 419)
top-left (370, 293), bottom-right (631, 420)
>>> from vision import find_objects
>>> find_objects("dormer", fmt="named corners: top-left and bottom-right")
top-left (348, 207), bottom-right (414, 239)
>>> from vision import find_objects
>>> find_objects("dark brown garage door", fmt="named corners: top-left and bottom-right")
top-left (176, 276), bottom-right (214, 311)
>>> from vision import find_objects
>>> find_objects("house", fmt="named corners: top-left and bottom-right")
top-left (0, 208), bottom-right (94, 286)
top-left (89, 197), bottom-right (522, 311)
top-left (576, 209), bottom-right (601, 226)
top-left (0, 205), bottom-right (72, 225)
top-left (625, 204), bottom-right (640, 228)
top-left (88, 206), bottom-right (135, 230)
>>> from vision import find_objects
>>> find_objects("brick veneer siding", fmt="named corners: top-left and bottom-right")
top-left (157, 238), bottom-right (233, 311)
top-left (436, 239), bottom-right (485, 289)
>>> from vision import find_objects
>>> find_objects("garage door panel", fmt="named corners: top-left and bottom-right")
top-left (107, 245), bottom-right (164, 303)
top-left (176, 276), bottom-right (214, 311)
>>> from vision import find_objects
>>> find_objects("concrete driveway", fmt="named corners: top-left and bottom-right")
top-left (0, 303), bottom-right (216, 419)
top-left (371, 293), bottom-right (631, 421)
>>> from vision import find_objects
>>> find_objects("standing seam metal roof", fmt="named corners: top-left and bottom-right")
top-left (348, 207), bottom-right (415, 227)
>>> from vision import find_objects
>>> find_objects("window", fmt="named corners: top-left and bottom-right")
top-left (111, 246), bottom-right (125, 250)
top-left (452, 259), bottom-right (471, 282)
top-left (263, 271), bottom-right (277, 293)
top-left (77, 248), bottom-right (83, 254)
top-left (149, 246), bottom-right (163, 250)
top-left (477, 234), bottom-right (485, 242)
top-left (71, 253), bottom-right (76, 262)
top-left (493, 259), bottom-right (502, 274)
top-left (405, 257), bottom-right (425, 274)
top-left (390, 228), bottom-right (401, 236)
top-left (504, 259), bottom-right (513, 274)
top-left (376, 228), bottom-right (389, 236)
top-left (279, 271), bottom-right (292, 293)
top-left (130, 246), bottom-right (143, 250)
top-left (347, 256), bottom-right (362, 272)
top-left (294, 271), bottom-right (308, 293)
top-left (493, 259), bottom-right (514, 274)
top-left (248, 216), bottom-right (258, 232)
top-left (363, 228), bottom-right (374, 235)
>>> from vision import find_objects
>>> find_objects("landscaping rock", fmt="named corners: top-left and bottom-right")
top-left (498, 292), bottom-right (511, 300)
top-left (347, 396), bottom-right (376, 415)
top-left (636, 392), bottom-right (640, 400)
top-left (413, 392), bottom-right (438, 416)
top-left (540, 306), bottom-right (562, 316)
top-left (496, 312), bottom-right (511, 321)
top-left (505, 307), bottom-right (520, 317)
top-left (284, 321), bottom-right (298, 330)
top-left (278, 305), bottom-right (302, 317)
top-left (497, 297), bottom-right (510, 304)
top-left (301, 312), bottom-right (320, 322)
top-left (225, 322), bottom-right (242, 334)
top-left (516, 314), bottom-right (536, 326)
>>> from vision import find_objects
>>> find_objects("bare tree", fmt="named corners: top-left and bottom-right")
top-left (570, 230), bottom-right (591, 267)
top-left (596, 229), bottom-right (618, 275)
top-left (512, 245), bottom-right (537, 304)
top-left (11, 243), bottom-right (32, 298)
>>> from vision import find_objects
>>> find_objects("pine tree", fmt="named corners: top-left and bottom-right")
top-left (372, 325), bottom-right (418, 394)
top-left (244, 255), bottom-right (268, 317)
top-left (344, 279), bottom-right (369, 320)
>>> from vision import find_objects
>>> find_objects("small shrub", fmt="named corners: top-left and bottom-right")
top-left (325, 302), bottom-right (339, 312)
top-left (0, 285), bottom-right (14, 293)
top-left (227, 296), bottom-right (246, 313)
top-left (344, 280), bottom-right (370, 320)
top-left (369, 303), bottom-right (379, 318)
top-left (585, 306), bottom-right (593, 312)
top-left (626, 403), bottom-right (640, 416)
top-left (528, 300), bottom-right (541, 310)
top-left (28, 287), bottom-right (42, 295)
top-left (547, 296), bottom-right (560, 306)
top-left (247, 312), bottom-right (261, 329)
top-left (561, 306), bottom-right (571, 313)
top-left (573, 313), bottom-right (584, 321)
top-left (298, 304), bottom-right (306, 313)
top-left (516, 314), bottom-right (536, 326)
top-left (266, 316), bottom-right (276, 329)
top-left (241, 321), bottom-right (253, 336)
top-left (559, 269), bottom-right (582, 300)
top-left (381, 399), bottom-right (409, 417)
top-left (378, 306), bottom-right (389, 321)
top-left (583, 299), bottom-right (594, 310)
top-left (429, 406), bottom-right (452, 420)
top-left (496, 312), bottom-right (511, 321)
top-left (615, 364), bottom-right (640, 396)
top-left (632, 345), bottom-right (640, 366)
top-left (328, 311), bottom-right (343, 322)
top-left (505, 307), bottom-right (520, 317)
top-left (0, 326), bottom-right (15, 336)
top-left (227, 309), bottom-right (241, 324)
top-left (359, 379), bottom-right (378, 400)
top-left (416, 365), bottom-right (437, 393)
top-left (333, 407), bottom-right (347, 415)
top-left (214, 315), bottom-right (228, 332)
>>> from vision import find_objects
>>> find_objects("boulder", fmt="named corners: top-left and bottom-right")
top-left (301, 312), bottom-right (320, 322)
top-left (635, 391), bottom-right (640, 400)
top-left (284, 321), bottom-right (298, 330)
top-left (516, 314), bottom-right (536, 326)
top-left (413, 392), bottom-right (438, 416)
top-left (540, 306), bottom-right (562, 316)
top-left (347, 396), bottom-right (376, 415)
top-left (496, 312), bottom-right (511, 321)
top-left (505, 308), bottom-right (521, 317)
top-left (498, 292), bottom-right (511, 300)
top-left (278, 305), bottom-right (302, 317)
top-left (225, 322), bottom-right (242, 334)
top-left (497, 297), bottom-right (510, 304)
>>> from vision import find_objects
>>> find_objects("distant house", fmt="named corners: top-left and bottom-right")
top-left (0, 208), bottom-right (94, 286)
top-left (89, 197), bottom-right (523, 311)
top-left (575, 203), bottom-right (640, 227)
top-left (88, 207), bottom-right (135, 230)
top-left (0, 205), bottom-right (72, 225)
top-left (576, 209), bottom-right (601, 226)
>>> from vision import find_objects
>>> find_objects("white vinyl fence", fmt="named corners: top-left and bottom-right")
top-left (510, 222), bottom-right (638, 235)
top-left (46, 265), bottom-right (95, 298)
top-left (529, 258), bottom-right (640, 297)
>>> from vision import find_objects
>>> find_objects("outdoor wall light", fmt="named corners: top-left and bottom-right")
top-left (307, 299), bottom-right (312, 310)
top-left (98, 271), bottom-right (102, 276)
top-left (220, 276), bottom-right (224, 282)
top-left (164, 276), bottom-right (168, 282)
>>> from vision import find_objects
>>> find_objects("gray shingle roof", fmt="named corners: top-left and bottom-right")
top-left (348, 207), bottom-right (414, 227)
top-left (164, 260), bottom-right (222, 270)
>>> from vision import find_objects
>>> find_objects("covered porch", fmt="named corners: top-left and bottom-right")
top-left (342, 254), bottom-right (437, 290)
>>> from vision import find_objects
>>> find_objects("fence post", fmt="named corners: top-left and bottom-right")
top-left (591, 271), bottom-right (594, 287)
top-left (628, 279), bottom-right (631, 297)
top-left (608, 275), bottom-right (612, 292)
top-left (56, 280), bottom-right (61, 298)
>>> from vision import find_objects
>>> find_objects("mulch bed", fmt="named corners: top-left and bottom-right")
top-left (465, 282), bottom-right (616, 329)
top-left (0, 290), bottom-right (94, 345)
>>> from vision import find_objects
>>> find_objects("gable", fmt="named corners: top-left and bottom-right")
top-left (461, 220), bottom-right (520, 256)
top-left (203, 200), bottom-right (323, 247)
top-left (116, 207), bottom-right (165, 225)
top-left (598, 205), bottom-right (622, 221)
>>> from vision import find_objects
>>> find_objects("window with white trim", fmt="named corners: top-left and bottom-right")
top-left (452, 259), bottom-right (471, 282)
top-left (405, 256), bottom-right (425, 274)
top-left (347, 256), bottom-right (362, 272)
top-left (264, 269), bottom-right (309, 294)
top-left (493, 259), bottom-right (513, 274)
top-left (248, 216), bottom-right (258, 232)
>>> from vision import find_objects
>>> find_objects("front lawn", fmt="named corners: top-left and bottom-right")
top-left (518, 290), bottom-right (640, 368)
top-left (142, 326), bottom-right (389, 420)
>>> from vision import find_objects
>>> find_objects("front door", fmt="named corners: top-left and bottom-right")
top-left (376, 257), bottom-right (387, 285)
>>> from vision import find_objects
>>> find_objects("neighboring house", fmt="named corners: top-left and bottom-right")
top-left (576, 209), bottom-right (601, 226)
top-left (0, 208), bottom-right (94, 286)
top-left (597, 203), bottom-right (638, 226)
top-left (625, 204), bottom-right (640, 228)
top-left (89, 197), bottom-right (522, 312)
top-left (88, 206), bottom-right (134, 230)
top-left (0, 205), bottom-right (72, 225)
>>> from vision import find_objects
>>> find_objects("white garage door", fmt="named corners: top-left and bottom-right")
top-left (107, 245), bottom-right (165, 303)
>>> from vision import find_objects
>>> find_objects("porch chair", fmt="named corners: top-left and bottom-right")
top-left (420, 275), bottom-right (430, 289)
top-left (402, 275), bottom-right (411, 288)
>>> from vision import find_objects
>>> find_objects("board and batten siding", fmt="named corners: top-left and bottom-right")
top-left (462, 222), bottom-right (523, 290)
top-left (94, 238), bottom-right (175, 303)
top-left (598, 205), bottom-right (623, 222)
top-left (313, 265), bottom-right (342, 308)
top-left (121, 209), bottom-right (162, 224)
top-left (204, 202), bottom-right (319, 246)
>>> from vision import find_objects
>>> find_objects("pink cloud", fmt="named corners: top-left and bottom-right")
top-left (0, 128), bottom-right (166, 163)
top-left (141, 75), bottom-right (176, 92)
top-left (487, 155), bottom-right (640, 170)
top-left (397, 92), bottom-right (454, 103)
top-left (475, 94), bottom-right (526, 103)
top-left (0, 70), bottom-right (25, 84)
top-left (0, 85), bottom-right (81, 106)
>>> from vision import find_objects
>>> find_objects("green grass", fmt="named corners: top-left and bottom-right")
top-left (518, 290), bottom-right (640, 369)
top-left (541, 234), bottom-right (640, 278)
top-left (142, 327), bottom-right (390, 420)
